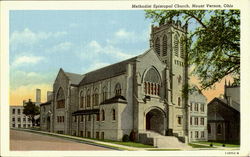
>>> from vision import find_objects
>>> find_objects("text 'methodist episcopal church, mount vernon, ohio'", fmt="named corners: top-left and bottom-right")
top-left (40, 20), bottom-right (207, 146)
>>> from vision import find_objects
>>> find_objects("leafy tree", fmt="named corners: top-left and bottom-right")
top-left (145, 10), bottom-right (240, 89)
top-left (23, 99), bottom-right (40, 127)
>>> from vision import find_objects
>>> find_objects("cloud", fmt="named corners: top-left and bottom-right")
top-left (12, 55), bottom-right (44, 67)
top-left (10, 70), bottom-right (54, 90)
top-left (107, 27), bottom-right (150, 44)
top-left (47, 42), bottom-right (73, 53)
top-left (10, 28), bottom-right (67, 46)
top-left (83, 61), bottom-right (110, 73)
top-left (79, 40), bottom-right (135, 60)
top-left (115, 29), bottom-right (134, 38)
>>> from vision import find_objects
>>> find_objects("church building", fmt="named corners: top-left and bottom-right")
top-left (40, 20), bottom-right (191, 146)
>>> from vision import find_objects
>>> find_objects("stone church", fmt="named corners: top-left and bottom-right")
top-left (40, 21), bottom-right (191, 146)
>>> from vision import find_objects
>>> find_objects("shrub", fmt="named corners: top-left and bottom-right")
top-left (210, 143), bottom-right (213, 147)
top-left (122, 134), bottom-right (130, 142)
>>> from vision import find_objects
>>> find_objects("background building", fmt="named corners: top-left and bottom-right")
top-left (207, 82), bottom-right (240, 143)
top-left (40, 91), bottom-right (53, 132)
top-left (188, 87), bottom-right (208, 142)
top-left (10, 106), bottom-right (32, 128)
top-left (10, 88), bottom-right (42, 128)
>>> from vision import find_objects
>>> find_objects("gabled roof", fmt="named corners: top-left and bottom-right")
top-left (79, 57), bottom-right (137, 85)
top-left (58, 48), bottom-right (159, 86)
top-left (208, 97), bottom-right (240, 113)
top-left (64, 72), bottom-right (84, 85)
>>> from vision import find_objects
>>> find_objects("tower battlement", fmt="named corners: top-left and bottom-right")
top-left (151, 20), bottom-right (188, 33)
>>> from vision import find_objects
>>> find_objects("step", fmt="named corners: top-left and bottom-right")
top-left (139, 131), bottom-right (190, 149)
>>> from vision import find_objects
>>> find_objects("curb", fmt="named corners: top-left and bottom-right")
top-left (11, 128), bottom-right (135, 151)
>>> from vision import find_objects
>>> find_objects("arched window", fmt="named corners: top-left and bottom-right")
top-left (112, 109), bottom-right (116, 121)
top-left (174, 34), bottom-right (179, 57)
top-left (178, 75), bottom-right (182, 84)
top-left (115, 83), bottom-right (121, 96)
top-left (93, 88), bottom-right (99, 106)
top-left (80, 91), bottom-right (84, 109)
top-left (144, 68), bottom-right (161, 96)
top-left (162, 35), bottom-right (168, 56)
top-left (178, 97), bottom-right (181, 106)
top-left (102, 109), bottom-right (105, 121)
top-left (102, 86), bottom-right (107, 102)
top-left (180, 36), bottom-right (185, 58)
top-left (155, 37), bottom-right (160, 55)
top-left (56, 87), bottom-right (65, 109)
top-left (217, 124), bottom-right (222, 134)
top-left (86, 89), bottom-right (91, 107)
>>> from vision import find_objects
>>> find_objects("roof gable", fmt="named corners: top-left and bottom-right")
top-left (137, 48), bottom-right (165, 67)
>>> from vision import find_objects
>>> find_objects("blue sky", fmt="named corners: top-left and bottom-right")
top-left (10, 10), bottom-right (153, 104)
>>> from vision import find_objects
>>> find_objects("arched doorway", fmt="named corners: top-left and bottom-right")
top-left (146, 108), bottom-right (165, 134)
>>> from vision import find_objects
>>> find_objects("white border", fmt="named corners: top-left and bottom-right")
top-left (1, 0), bottom-right (250, 156)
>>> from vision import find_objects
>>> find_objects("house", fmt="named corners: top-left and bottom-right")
top-left (207, 81), bottom-right (240, 143)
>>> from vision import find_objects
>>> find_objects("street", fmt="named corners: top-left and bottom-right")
top-left (10, 130), bottom-right (112, 151)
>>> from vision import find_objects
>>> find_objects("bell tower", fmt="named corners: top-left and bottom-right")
top-left (150, 20), bottom-right (189, 140)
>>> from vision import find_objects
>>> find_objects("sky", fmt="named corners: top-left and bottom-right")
top-left (9, 10), bottom-right (229, 105)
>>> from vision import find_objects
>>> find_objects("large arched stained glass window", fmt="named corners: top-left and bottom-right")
top-left (144, 68), bottom-right (161, 96)
top-left (56, 87), bottom-right (65, 109)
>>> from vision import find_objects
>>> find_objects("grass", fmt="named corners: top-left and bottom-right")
top-left (196, 141), bottom-right (240, 147)
top-left (188, 143), bottom-right (213, 148)
top-left (86, 138), bottom-right (154, 148)
top-left (146, 149), bottom-right (181, 151)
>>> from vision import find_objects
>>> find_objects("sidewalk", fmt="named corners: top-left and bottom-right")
top-left (12, 128), bottom-right (145, 151)
top-left (191, 142), bottom-right (240, 150)
top-left (12, 128), bottom-right (239, 151)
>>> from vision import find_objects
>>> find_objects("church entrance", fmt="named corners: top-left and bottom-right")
top-left (145, 108), bottom-right (165, 134)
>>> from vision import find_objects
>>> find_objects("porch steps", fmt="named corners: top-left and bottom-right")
top-left (139, 131), bottom-right (191, 149)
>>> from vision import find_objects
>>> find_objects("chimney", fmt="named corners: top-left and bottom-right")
top-left (36, 89), bottom-right (41, 103)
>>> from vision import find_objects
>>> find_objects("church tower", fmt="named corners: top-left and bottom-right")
top-left (150, 20), bottom-right (189, 140)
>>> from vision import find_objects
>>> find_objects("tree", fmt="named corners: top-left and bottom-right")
top-left (145, 10), bottom-right (240, 89)
top-left (23, 99), bottom-right (40, 127)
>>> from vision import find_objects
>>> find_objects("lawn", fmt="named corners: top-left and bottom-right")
top-left (146, 149), bottom-right (181, 151)
top-left (90, 138), bottom-right (154, 148)
top-left (196, 141), bottom-right (240, 147)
